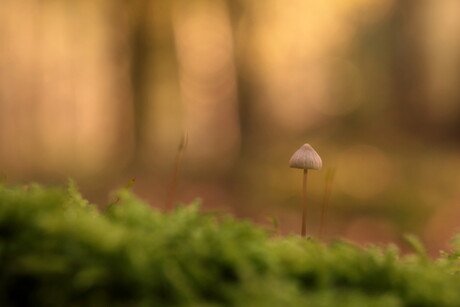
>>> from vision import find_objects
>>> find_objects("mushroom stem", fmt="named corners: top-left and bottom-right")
top-left (301, 169), bottom-right (308, 237)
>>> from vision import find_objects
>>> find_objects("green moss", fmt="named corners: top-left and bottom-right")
top-left (1, 183), bottom-right (460, 306)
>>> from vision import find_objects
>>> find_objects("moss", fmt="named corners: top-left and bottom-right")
top-left (1, 182), bottom-right (460, 306)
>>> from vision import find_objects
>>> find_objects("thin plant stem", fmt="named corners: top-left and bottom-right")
top-left (301, 169), bottom-right (308, 237)
top-left (319, 168), bottom-right (335, 238)
top-left (107, 177), bottom-right (136, 209)
top-left (165, 132), bottom-right (188, 211)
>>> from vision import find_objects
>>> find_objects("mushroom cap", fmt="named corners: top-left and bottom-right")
top-left (289, 143), bottom-right (322, 170)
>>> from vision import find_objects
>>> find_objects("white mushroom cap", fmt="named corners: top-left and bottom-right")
top-left (289, 143), bottom-right (322, 170)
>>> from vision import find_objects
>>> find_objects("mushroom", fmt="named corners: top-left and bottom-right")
top-left (289, 143), bottom-right (322, 237)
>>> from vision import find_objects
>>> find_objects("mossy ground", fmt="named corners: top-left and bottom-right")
top-left (1, 182), bottom-right (460, 306)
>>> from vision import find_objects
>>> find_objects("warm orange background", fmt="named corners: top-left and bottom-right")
top-left (1, 0), bottom-right (460, 256)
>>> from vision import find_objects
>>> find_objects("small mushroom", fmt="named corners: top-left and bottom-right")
top-left (289, 143), bottom-right (322, 237)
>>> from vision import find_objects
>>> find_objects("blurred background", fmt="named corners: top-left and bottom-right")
top-left (1, 0), bottom-right (460, 255)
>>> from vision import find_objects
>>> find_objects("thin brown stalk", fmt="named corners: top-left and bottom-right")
top-left (319, 168), bottom-right (336, 238)
top-left (165, 132), bottom-right (188, 211)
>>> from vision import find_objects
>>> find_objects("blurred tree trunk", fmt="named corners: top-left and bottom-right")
top-left (391, 0), bottom-right (460, 138)
top-left (421, 0), bottom-right (460, 137)
top-left (390, 0), bottom-right (430, 133)
top-left (129, 0), bottom-right (152, 163)
top-left (172, 0), bottom-right (241, 174)
top-left (125, 0), bottom-right (183, 171)
top-left (0, 0), bottom-right (135, 180)
top-left (225, 0), bottom-right (254, 154)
